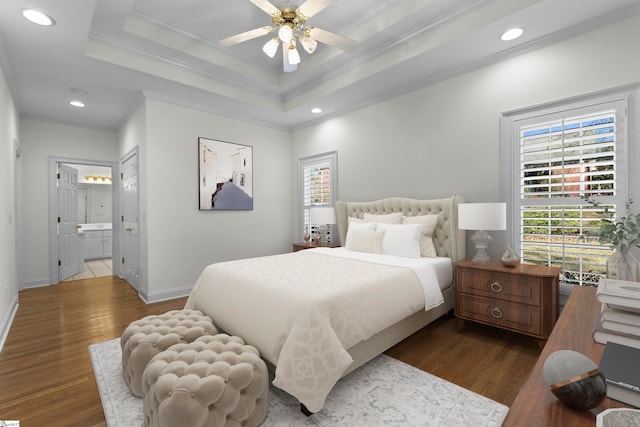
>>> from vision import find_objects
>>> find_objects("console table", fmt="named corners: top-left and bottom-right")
top-left (504, 285), bottom-right (631, 426)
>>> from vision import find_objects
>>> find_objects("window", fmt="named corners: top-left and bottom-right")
top-left (299, 151), bottom-right (337, 242)
top-left (502, 91), bottom-right (633, 287)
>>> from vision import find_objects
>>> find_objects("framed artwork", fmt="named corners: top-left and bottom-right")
top-left (198, 137), bottom-right (253, 210)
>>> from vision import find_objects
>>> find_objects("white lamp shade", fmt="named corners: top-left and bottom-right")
top-left (288, 44), bottom-right (301, 65)
top-left (278, 25), bottom-right (293, 43)
top-left (301, 36), bottom-right (317, 54)
top-left (458, 203), bottom-right (506, 231)
top-left (262, 38), bottom-right (278, 58)
top-left (310, 206), bottom-right (336, 224)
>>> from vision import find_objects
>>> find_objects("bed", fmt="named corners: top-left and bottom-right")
top-left (185, 195), bottom-right (466, 413)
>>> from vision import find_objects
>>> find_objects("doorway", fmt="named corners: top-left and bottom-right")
top-left (48, 157), bottom-right (119, 284)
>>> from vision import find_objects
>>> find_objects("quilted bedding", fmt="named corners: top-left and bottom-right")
top-left (185, 247), bottom-right (451, 412)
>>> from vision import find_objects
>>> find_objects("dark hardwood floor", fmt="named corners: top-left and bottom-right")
top-left (0, 277), bottom-right (540, 425)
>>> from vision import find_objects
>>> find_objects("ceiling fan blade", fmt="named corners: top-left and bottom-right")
top-left (219, 26), bottom-right (273, 47)
top-left (249, 0), bottom-right (281, 16)
top-left (308, 27), bottom-right (357, 52)
top-left (297, 0), bottom-right (333, 19)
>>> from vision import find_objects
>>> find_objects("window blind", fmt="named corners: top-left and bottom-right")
top-left (518, 106), bottom-right (624, 286)
top-left (299, 152), bottom-right (337, 243)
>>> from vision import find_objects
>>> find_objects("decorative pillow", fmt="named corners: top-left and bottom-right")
top-left (363, 212), bottom-right (403, 224)
top-left (345, 221), bottom-right (376, 248)
top-left (346, 229), bottom-right (385, 254)
top-left (402, 214), bottom-right (439, 257)
top-left (376, 223), bottom-right (422, 258)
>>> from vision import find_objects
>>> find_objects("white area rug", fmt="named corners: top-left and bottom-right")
top-left (89, 338), bottom-right (508, 426)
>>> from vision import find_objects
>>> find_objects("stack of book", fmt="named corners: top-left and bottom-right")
top-left (595, 279), bottom-right (640, 408)
top-left (593, 278), bottom-right (640, 350)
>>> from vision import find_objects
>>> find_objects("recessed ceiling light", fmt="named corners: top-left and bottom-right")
top-left (500, 28), bottom-right (523, 41)
top-left (311, 107), bottom-right (322, 114)
top-left (22, 9), bottom-right (55, 26)
top-left (70, 100), bottom-right (85, 108)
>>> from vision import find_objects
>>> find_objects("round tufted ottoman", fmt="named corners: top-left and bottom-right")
top-left (121, 309), bottom-right (218, 397)
top-left (142, 334), bottom-right (269, 427)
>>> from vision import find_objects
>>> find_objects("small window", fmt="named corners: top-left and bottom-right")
top-left (299, 151), bottom-right (337, 243)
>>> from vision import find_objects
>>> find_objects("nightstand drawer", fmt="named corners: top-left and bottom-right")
top-left (457, 268), bottom-right (541, 307)
top-left (456, 296), bottom-right (543, 336)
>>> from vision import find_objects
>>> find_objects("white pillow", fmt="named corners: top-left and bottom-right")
top-left (402, 214), bottom-right (439, 257)
top-left (363, 212), bottom-right (403, 224)
top-left (376, 223), bottom-right (422, 258)
top-left (347, 229), bottom-right (385, 254)
top-left (345, 222), bottom-right (376, 248)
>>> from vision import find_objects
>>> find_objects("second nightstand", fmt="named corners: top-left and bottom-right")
top-left (454, 259), bottom-right (560, 345)
top-left (292, 242), bottom-right (341, 252)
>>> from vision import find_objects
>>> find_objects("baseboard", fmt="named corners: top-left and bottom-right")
top-left (139, 285), bottom-right (192, 304)
top-left (23, 279), bottom-right (51, 289)
top-left (0, 295), bottom-right (19, 353)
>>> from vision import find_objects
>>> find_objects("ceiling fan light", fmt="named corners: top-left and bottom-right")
top-left (262, 38), bottom-right (279, 58)
top-left (278, 25), bottom-right (293, 43)
top-left (301, 36), bottom-right (317, 54)
top-left (288, 44), bottom-right (301, 65)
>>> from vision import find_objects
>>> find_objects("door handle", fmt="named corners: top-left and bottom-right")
top-left (124, 227), bottom-right (133, 232)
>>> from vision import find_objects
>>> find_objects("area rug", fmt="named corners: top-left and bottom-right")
top-left (89, 338), bottom-right (508, 426)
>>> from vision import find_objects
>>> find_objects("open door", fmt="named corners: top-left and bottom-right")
top-left (120, 150), bottom-right (139, 289)
top-left (57, 163), bottom-right (83, 281)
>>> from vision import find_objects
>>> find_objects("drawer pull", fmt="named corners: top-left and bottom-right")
top-left (490, 307), bottom-right (503, 319)
top-left (490, 281), bottom-right (503, 293)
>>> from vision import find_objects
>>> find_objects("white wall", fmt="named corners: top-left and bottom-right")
top-left (292, 14), bottom-right (640, 260)
top-left (0, 60), bottom-right (19, 350)
top-left (20, 119), bottom-right (119, 286)
top-left (120, 99), bottom-right (293, 302)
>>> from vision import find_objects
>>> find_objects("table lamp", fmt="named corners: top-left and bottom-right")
top-left (458, 203), bottom-right (507, 264)
top-left (310, 206), bottom-right (336, 246)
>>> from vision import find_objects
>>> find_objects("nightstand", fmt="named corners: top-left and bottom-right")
top-left (292, 242), bottom-right (340, 252)
top-left (454, 259), bottom-right (560, 346)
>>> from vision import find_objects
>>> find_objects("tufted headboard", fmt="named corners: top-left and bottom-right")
top-left (334, 195), bottom-right (466, 262)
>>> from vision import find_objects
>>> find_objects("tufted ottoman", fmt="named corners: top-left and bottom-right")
top-left (142, 334), bottom-right (269, 427)
top-left (121, 309), bottom-right (218, 397)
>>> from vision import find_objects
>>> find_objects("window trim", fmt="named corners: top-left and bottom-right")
top-left (298, 151), bottom-right (338, 242)
top-left (500, 86), bottom-right (639, 285)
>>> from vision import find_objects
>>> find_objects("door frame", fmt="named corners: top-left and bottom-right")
top-left (48, 156), bottom-right (119, 285)
top-left (14, 139), bottom-right (23, 291)
top-left (119, 146), bottom-right (140, 291)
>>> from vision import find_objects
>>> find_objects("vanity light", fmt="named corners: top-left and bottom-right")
top-left (500, 28), bottom-right (524, 41)
top-left (22, 9), bottom-right (55, 26)
top-left (311, 107), bottom-right (322, 114)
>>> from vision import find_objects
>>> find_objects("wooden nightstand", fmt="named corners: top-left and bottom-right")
top-left (292, 242), bottom-right (340, 252)
top-left (454, 259), bottom-right (560, 346)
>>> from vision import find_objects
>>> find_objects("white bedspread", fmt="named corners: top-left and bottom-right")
top-left (185, 249), bottom-right (448, 412)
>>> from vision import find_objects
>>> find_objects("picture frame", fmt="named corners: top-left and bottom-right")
top-left (198, 137), bottom-right (253, 210)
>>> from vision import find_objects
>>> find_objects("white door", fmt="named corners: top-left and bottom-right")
top-left (121, 151), bottom-right (139, 289)
top-left (57, 163), bottom-right (83, 281)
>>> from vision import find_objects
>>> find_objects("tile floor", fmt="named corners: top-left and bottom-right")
top-left (64, 258), bottom-right (113, 281)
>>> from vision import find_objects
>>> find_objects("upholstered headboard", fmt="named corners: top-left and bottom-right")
top-left (334, 195), bottom-right (466, 262)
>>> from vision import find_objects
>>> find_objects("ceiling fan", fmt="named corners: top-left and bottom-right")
top-left (219, 0), bottom-right (357, 72)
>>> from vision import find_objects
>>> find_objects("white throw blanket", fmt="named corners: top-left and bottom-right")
top-left (185, 249), bottom-right (446, 412)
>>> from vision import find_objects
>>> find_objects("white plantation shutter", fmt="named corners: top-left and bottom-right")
top-left (299, 152), bottom-right (337, 242)
top-left (509, 97), bottom-right (628, 286)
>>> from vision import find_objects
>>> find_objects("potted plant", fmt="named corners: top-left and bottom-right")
top-left (583, 197), bottom-right (640, 282)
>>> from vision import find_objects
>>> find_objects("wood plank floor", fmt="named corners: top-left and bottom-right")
top-left (0, 276), bottom-right (541, 426)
